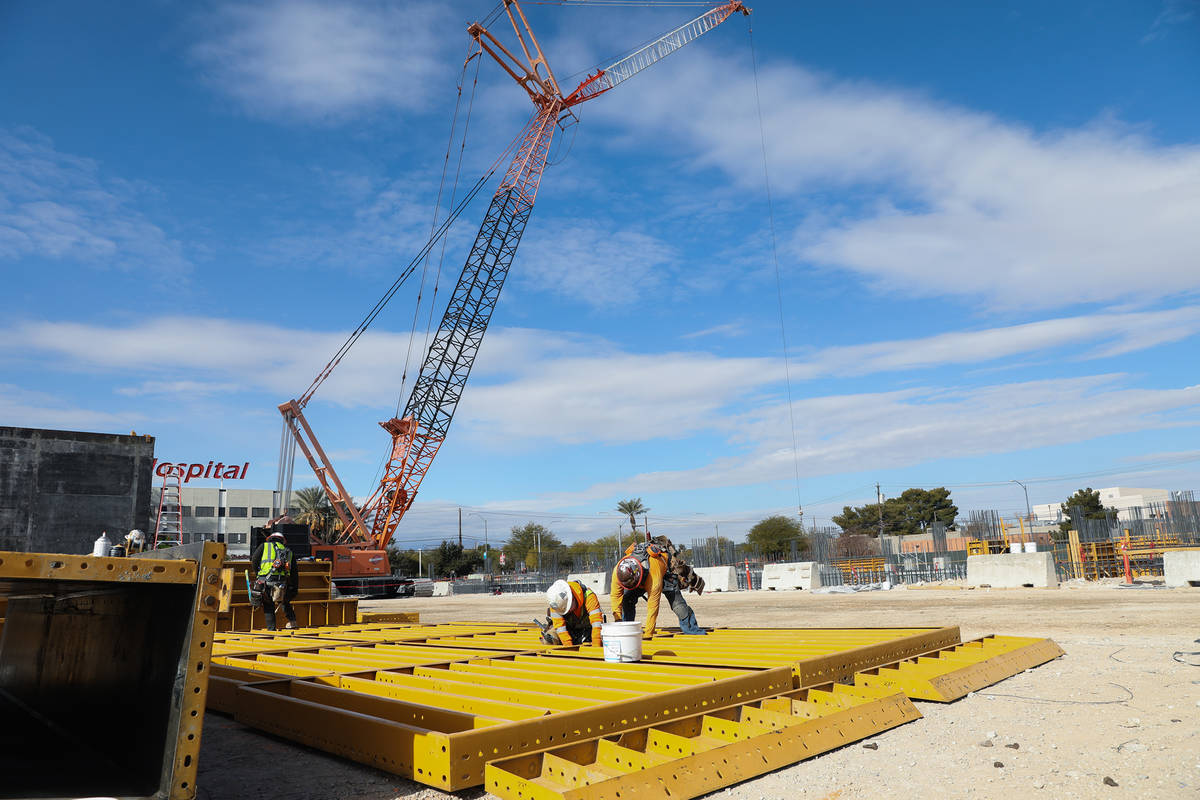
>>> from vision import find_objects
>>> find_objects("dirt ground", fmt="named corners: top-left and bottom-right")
top-left (197, 583), bottom-right (1200, 800)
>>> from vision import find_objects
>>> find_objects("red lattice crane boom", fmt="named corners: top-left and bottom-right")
top-left (278, 1), bottom-right (748, 584)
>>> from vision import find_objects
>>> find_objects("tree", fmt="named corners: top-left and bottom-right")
top-left (891, 488), bottom-right (958, 534)
top-left (1058, 488), bottom-right (1117, 533)
top-left (502, 522), bottom-right (563, 570)
top-left (293, 486), bottom-right (338, 543)
top-left (832, 488), bottom-right (958, 537)
top-left (388, 547), bottom-right (421, 576)
top-left (431, 541), bottom-right (482, 579)
top-left (746, 516), bottom-right (807, 558)
top-left (616, 498), bottom-right (648, 536)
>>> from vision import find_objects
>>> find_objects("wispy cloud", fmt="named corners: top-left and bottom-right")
top-left (593, 52), bottom-right (1200, 310)
top-left (0, 129), bottom-right (189, 274)
top-left (682, 323), bottom-right (746, 340)
top-left (0, 383), bottom-right (141, 431)
top-left (190, 0), bottom-right (452, 120)
top-left (530, 375), bottom-right (1200, 507)
top-left (6, 307), bottom-right (1200, 425)
top-left (516, 220), bottom-right (679, 307)
top-left (1142, 0), bottom-right (1198, 43)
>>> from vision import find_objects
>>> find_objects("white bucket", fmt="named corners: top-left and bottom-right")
top-left (1023, 541), bottom-right (1038, 553)
top-left (1009, 542), bottom-right (1022, 554)
top-left (601, 621), bottom-right (642, 663)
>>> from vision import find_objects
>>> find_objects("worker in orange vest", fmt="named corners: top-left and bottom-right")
top-left (545, 579), bottom-right (603, 646)
top-left (611, 540), bottom-right (706, 637)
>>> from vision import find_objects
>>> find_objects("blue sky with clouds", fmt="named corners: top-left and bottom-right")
top-left (3, 0), bottom-right (1198, 548)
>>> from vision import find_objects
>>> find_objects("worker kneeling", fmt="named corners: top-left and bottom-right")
top-left (545, 579), bottom-right (604, 646)
top-left (611, 542), bottom-right (706, 637)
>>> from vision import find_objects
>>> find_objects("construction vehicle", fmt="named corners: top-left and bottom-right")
top-left (276, 1), bottom-right (750, 594)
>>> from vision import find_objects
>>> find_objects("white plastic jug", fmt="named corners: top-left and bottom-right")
top-left (601, 621), bottom-right (643, 663)
top-left (92, 531), bottom-right (111, 557)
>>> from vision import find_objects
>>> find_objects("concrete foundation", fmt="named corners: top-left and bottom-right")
top-left (694, 566), bottom-right (738, 592)
top-left (967, 552), bottom-right (1058, 588)
top-left (762, 562), bottom-right (822, 591)
top-left (0, 427), bottom-right (155, 554)
top-left (1164, 549), bottom-right (1200, 588)
top-left (568, 571), bottom-right (611, 596)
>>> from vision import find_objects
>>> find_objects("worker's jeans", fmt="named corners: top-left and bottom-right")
top-left (261, 590), bottom-right (297, 631)
top-left (620, 577), bottom-right (707, 635)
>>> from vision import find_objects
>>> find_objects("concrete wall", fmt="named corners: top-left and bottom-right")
top-left (0, 427), bottom-right (154, 555)
top-left (432, 580), bottom-right (452, 596)
top-left (568, 571), bottom-right (611, 596)
top-left (762, 561), bottom-right (822, 591)
top-left (966, 552), bottom-right (1058, 588)
top-left (694, 566), bottom-right (738, 592)
top-left (1164, 549), bottom-right (1200, 588)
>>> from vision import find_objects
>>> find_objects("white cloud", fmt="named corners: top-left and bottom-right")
top-left (592, 51), bottom-right (1200, 309)
top-left (0, 129), bottom-right (189, 274)
top-left (0, 384), bottom-right (140, 431)
top-left (516, 220), bottom-right (679, 307)
top-left (191, 0), bottom-right (451, 120)
top-left (530, 375), bottom-right (1200, 507)
top-left (790, 305), bottom-right (1200, 378)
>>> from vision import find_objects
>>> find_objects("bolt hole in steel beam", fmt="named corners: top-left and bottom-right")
top-left (0, 544), bottom-right (224, 799)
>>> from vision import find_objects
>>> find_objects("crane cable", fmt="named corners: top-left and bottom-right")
top-left (748, 13), bottom-right (805, 521)
top-left (295, 119), bottom-right (532, 409)
top-left (397, 42), bottom-right (483, 416)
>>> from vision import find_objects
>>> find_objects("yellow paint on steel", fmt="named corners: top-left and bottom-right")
top-left (413, 665), bottom-right (643, 702)
top-left (0, 549), bottom-right (199, 583)
top-left (485, 686), bottom-right (922, 800)
top-left (375, 669), bottom-right (599, 711)
top-left (339, 673), bottom-right (551, 720)
top-left (853, 635), bottom-right (1065, 701)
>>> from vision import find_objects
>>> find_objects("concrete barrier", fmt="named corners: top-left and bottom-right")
top-left (762, 562), bottom-right (822, 591)
top-left (694, 566), bottom-right (738, 592)
top-left (1164, 549), bottom-right (1200, 587)
top-left (568, 572), bottom-right (611, 596)
top-left (432, 580), bottom-right (453, 597)
top-left (967, 552), bottom-right (1058, 588)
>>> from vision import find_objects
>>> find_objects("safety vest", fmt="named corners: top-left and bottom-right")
top-left (257, 540), bottom-right (292, 579)
top-left (625, 540), bottom-right (669, 575)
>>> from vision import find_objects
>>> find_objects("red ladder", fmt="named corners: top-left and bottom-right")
top-left (153, 465), bottom-right (185, 549)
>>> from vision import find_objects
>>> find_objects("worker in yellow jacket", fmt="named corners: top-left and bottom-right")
top-left (611, 541), bottom-right (706, 637)
top-left (545, 579), bottom-right (604, 646)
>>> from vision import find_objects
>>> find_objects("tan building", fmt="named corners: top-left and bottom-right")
top-left (148, 486), bottom-right (297, 557)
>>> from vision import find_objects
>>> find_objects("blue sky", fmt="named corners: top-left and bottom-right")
top-left (3, 0), bottom-right (1199, 549)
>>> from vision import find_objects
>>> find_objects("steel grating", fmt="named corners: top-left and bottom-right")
top-left (207, 622), bottom-right (1063, 792)
top-left (230, 656), bottom-right (794, 790)
top-left (546, 626), bottom-right (964, 686)
top-left (485, 683), bottom-right (922, 800)
top-left (852, 634), bottom-right (1066, 701)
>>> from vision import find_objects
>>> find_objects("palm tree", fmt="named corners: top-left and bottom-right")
top-left (294, 486), bottom-right (337, 542)
top-left (616, 498), bottom-right (648, 537)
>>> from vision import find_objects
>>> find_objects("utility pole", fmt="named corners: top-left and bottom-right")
top-left (458, 507), bottom-right (462, 548)
top-left (876, 483), bottom-right (884, 539)
top-left (1010, 479), bottom-right (1032, 532)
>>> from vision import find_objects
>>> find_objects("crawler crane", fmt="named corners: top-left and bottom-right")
top-left (277, 1), bottom-right (749, 593)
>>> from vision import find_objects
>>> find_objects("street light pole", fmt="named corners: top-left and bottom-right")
top-left (1011, 479), bottom-right (1032, 532)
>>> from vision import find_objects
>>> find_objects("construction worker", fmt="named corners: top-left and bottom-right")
top-left (545, 579), bottom-right (604, 646)
top-left (611, 540), bottom-right (706, 637)
top-left (250, 531), bottom-right (299, 630)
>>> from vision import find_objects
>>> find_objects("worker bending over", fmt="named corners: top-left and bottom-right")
top-left (545, 579), bottom-right (603, 646)
top-left (611, 541), bottom-right (706, 637)
top-left (250, 531), bottom-right (299, 631)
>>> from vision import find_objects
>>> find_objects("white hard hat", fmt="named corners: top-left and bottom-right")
top-left (546, 579), bottom-right (573, 614)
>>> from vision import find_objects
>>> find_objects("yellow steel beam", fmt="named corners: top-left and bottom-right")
top-left (0, 549), bottom-right (198, 583)
top-left (853, 635), bottom-right (1065, 701)
top-left (485, 689), bottom-right (922, 800)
